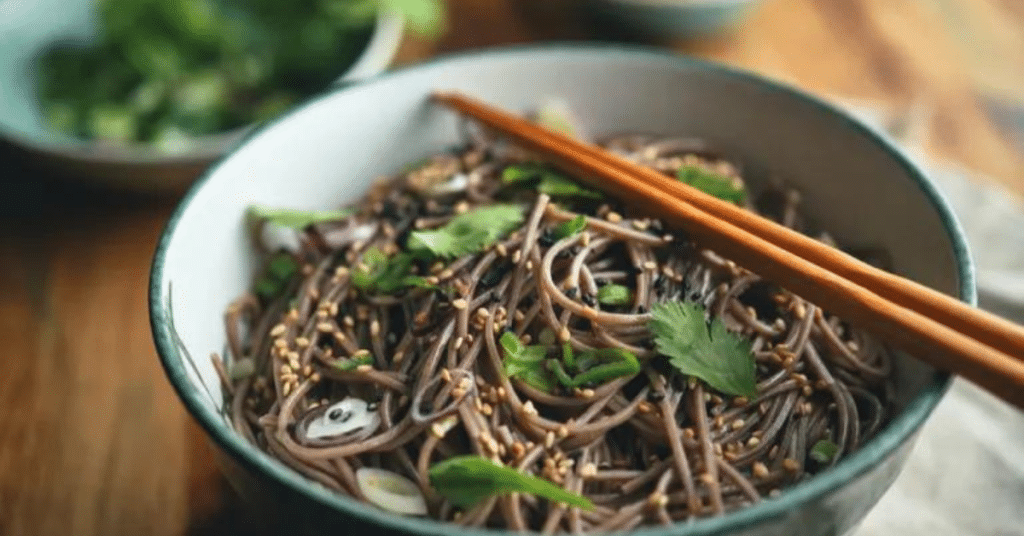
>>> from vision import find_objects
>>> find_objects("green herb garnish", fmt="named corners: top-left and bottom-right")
top-left (248, 205), bottom-right (353, 229)
top-left (500, 333), bottom-right (639, 391)
top-left (552, 215), bottom-right (587, 240)
top-left (499, 332), bottom-right (556, 391)
top-left (676, 166), bottom-right (746, 204)
top-left (429, 455), bottom-right (593, 510)
top-left (650, 301), bottom-right (757, 398)
top-left (333, 351), bottom-right (375, 371)
top-left (408, 204), bottom-right (524, 258)
top-left (254, 253), bottom-right (297, 300)
top-left (810, 439), bottom-right (839, 463)
top-left (350, 249), bottom-right (429, 294)
top-left (596, 284), bottom-right (632, 306)
top-left (502, 164), bottom-right (601, 199)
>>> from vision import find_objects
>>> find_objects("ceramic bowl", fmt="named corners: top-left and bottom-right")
top-left (0, 0), bottom-right (403, 193)
top-left (583, 0), bottom-right (760, 40)
top-left (150, 45), bottom-right (972, 536)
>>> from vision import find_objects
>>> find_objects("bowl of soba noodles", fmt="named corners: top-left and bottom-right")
top-left (150, 45), bottom-right (972, 536)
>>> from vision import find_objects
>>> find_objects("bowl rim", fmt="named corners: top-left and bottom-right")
top-left (150, 44), bottom-right (972, 536)
top-left (0, 8), bottom-right (404, 165)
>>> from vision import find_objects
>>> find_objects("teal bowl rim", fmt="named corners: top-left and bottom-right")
top-left (150, 44), bottom-right (972, 536)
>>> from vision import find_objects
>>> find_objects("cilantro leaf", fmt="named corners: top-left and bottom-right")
top-left (569, 348), bottom-right (640, 387)
top-left (596, 284), bottom-right (632, 306)
top-left (429, 455), bottom-right (593, 510)
top-left (247, 204), bottom-right (353, 229)
top-left (810, 439), bottom-right (839, 463)
top-left (676, 166), bottom-right (746, 204)
top-left (650, 301), bottom-right (757, 398)
top-left (499, 332), bottom-right (555, 391)
top-left (408, 204), bottom-right (524, 258)
top-left (552, 215), bottom-right (587, 240)
top-left (501, 164), bottom-right (601, 199)
top-left (333, 352), bottom-right (375, 371)
top-left (350, 249), bottom-right (429, 294)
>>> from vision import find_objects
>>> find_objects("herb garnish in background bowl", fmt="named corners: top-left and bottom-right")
top-left (0, 0), bottom-right (444, 192)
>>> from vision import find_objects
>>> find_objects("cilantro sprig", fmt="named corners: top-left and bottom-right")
top-left (650, 301), bottom-right (757, 398)
top-left (552, 215), bottom-right (587, 240)
top-left (407, 204), bottom-right (524, 258)
top-left (676, 165), bottom-right (746, 204)
top-left (429, 455), bottom-right (593, 510)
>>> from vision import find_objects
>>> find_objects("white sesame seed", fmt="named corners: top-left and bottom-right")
top-left (606, 212), bottom-right (622, 223)
top-left (452, 298), bottom-right (468, 310)
top-left (355, 364), bottom-right (373, 373)
top-left (544, 431), bottom-right (556, 449)
top-left (752, 462), bottom-right (770, 478)
top-left (270, 324), bottom-right (287, 337)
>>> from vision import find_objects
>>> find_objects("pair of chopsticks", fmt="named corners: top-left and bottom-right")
top-left (432, 91), bottom-right (1024, 410)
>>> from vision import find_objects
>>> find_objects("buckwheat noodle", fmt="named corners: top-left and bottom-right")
top-left (219, 128), bottom-right (893, 533)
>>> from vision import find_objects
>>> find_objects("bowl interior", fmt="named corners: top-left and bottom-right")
top-left (152, 47), bottom-right (969, 535)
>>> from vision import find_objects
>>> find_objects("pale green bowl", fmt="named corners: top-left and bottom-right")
top-left (151, 45), bottom-right (970, 536)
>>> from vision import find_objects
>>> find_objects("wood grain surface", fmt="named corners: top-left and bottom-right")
top-left (1, 1), bottom-right (1022, 535)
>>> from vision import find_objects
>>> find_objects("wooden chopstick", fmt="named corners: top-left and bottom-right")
top-left (433, 90), bottom-right (1024, 409)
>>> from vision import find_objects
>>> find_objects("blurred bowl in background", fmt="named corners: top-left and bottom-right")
top-left (0, 0), bottom-right (404, 194)
top-left (583, 0), bottom-right (760, 41)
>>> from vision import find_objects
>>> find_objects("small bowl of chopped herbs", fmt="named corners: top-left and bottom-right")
top-left (0, 0), bottom-right (443, 192)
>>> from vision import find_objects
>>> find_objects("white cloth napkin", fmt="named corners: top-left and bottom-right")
top-left (837, 101), bottom-right (1024, 536)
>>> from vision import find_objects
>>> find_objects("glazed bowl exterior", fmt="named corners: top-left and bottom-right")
top-left (150, 46), bottom-right (971, 536)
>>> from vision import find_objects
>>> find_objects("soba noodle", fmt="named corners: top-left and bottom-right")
top-left (218, 127), bottom-right (893, 533)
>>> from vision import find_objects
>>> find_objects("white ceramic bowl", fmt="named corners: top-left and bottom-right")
top-left (150, 46), bottom-right (972, 536)
top-left (0, 0), bottom-right (404, 193)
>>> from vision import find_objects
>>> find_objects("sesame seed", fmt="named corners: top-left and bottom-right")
top-left (643, 260), bottom-right (657, 270)
top-left (496, 386), bottom-right (507, 399)
top-left (699, 473), bottom-right (715, 485)
top-left (637, 401), bottom-right (653, 413)
top-left (511, 442), bottom-right (526, 459)
top-left (274, 339), bottom-right (288, 350)
top-left (631, 219), bottom-right (650, 231)
top-left (557, 425), bottom-right (569, 438)
top-left (782, 458), bottom-right (800, 472)
top-left (523, 401), bottom-right (538, 416)
top-left (282, 383), bottom-right (292, 396)
top-left (355, 364), bottom-right (373, 373)
top-left (606, 211), bottom-right (622, 223)
top-left (544, 430), bottom-right (556, 449)
top-left (280, 364), bottom-right (291, 374)
top-left (580, 463), bottom-right (597, 478)
top-left (648, 493), bottom-right (668, 507)
top-left (332, 332), bottom-right (347, 344)
top-left (525, 260), bottom-right (534, 271)
top-left (295, 337), bottom-right (310, 348)
top-left (580, 232), bottom-right (591, 247)
top-left (496, 244), bottom-right (508, 257)
top-left (480, 403), bottom-right (493, 416)
top-left (302, 365), bottom-right (312, 376)
top-left (733, 396), bottom-right (749, 406)
top-left (343, 316), bottom-right (355, 328)
top-left (511, 250), bottom-right (522, 264)
top-left (731, 419), bottom-right (745, 430)
top-left (452, 298), bottom-right (468, 310)
top-left (270, 324), bottom-right (287, 337)
top-left (453, 336), bottom-right (464, 351)
top-left (440, 369), bottom-right (452, 383)
top-left (752, 462), bottom-right (770, 478)
top-left (747, 436), bottom-right (761, 448)
top-left (451, 387), bottom-right (466, 399)
top-left (557, 327), bottom-right (571, 343)
top-left (580, 388), bottom-right (595, 399)
top-left (802, 385), bottom-right (814, 397)
top-left (370, 320), bottom-right (380, 336)
top-left (310, 372), bottom-right (321, 382)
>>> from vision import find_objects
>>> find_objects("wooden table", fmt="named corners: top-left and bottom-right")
top-left (2, 1), bottom-right (1021, 534)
